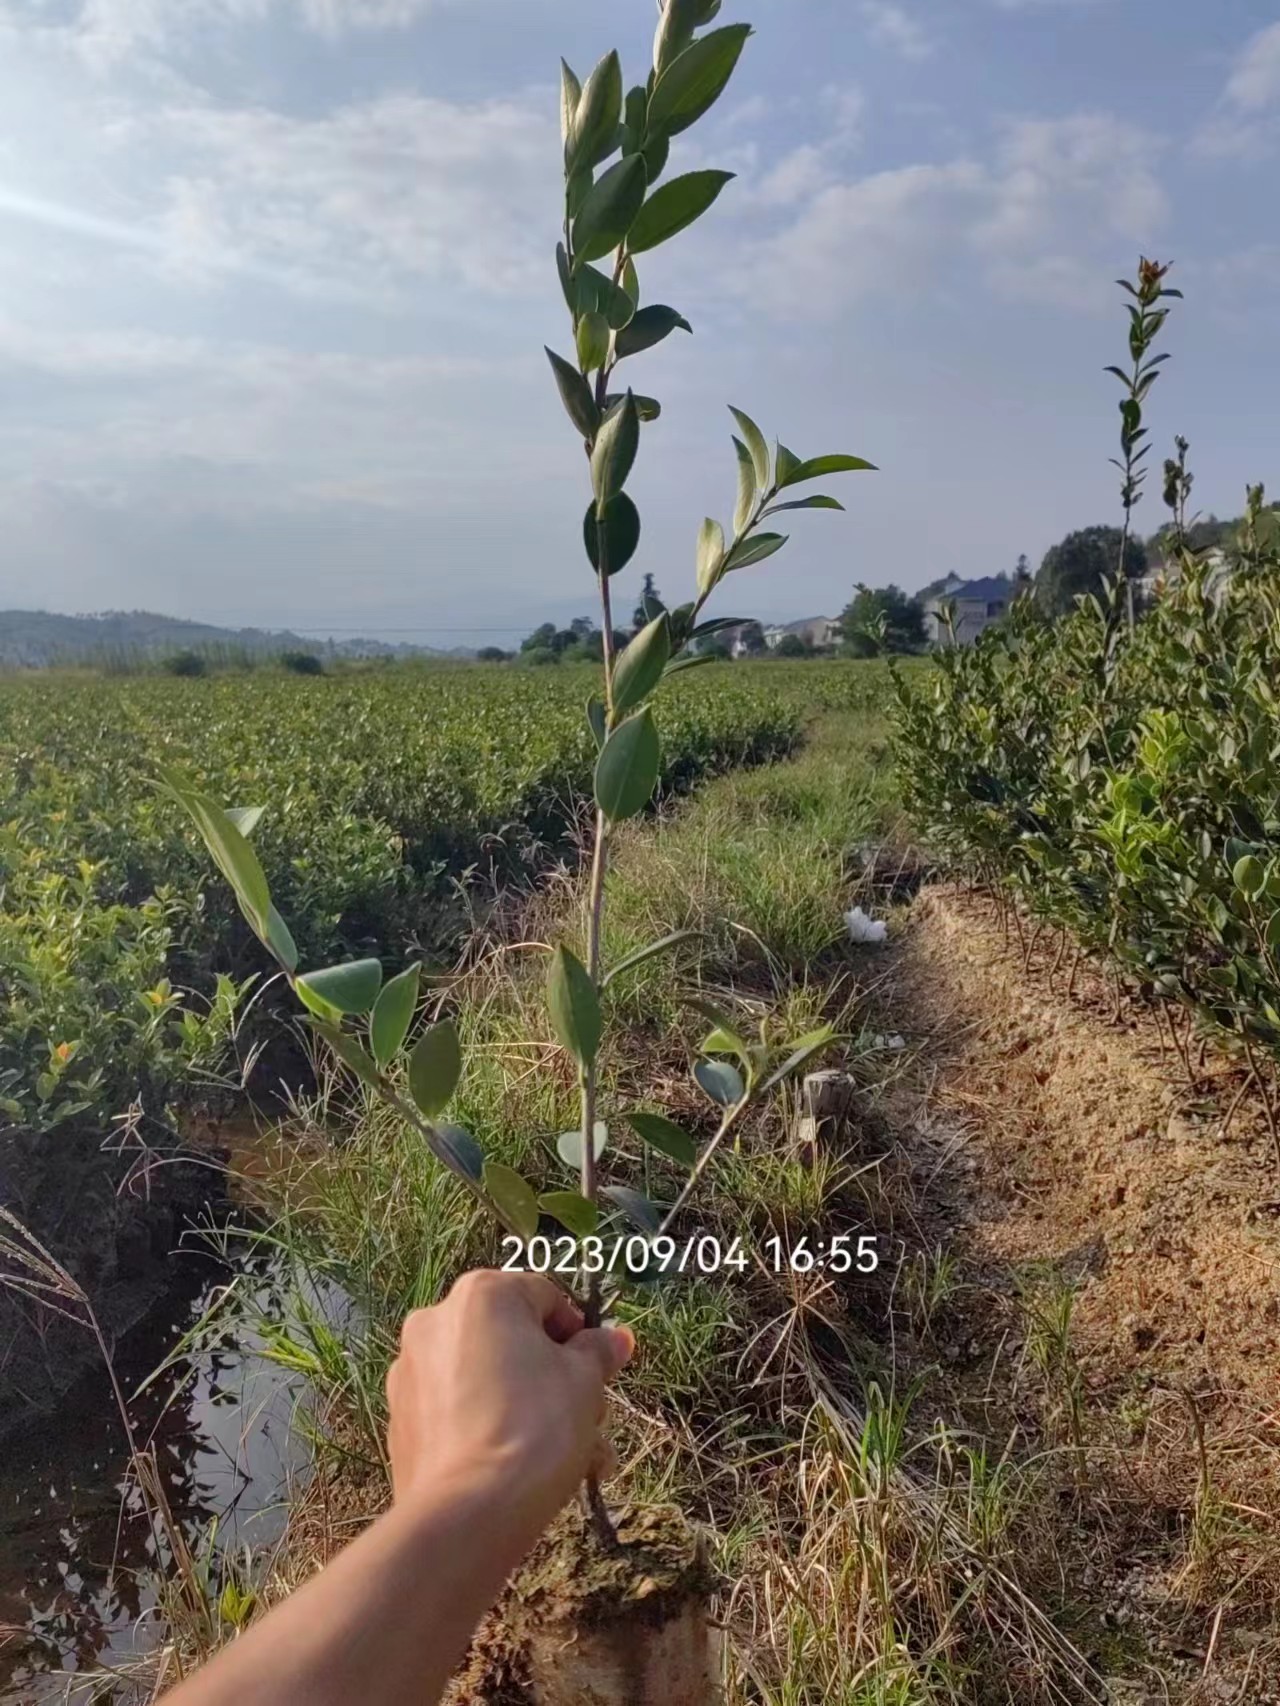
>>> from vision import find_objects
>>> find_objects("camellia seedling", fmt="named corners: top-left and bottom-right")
top-left (163, 0), bottom-right (875, 1547)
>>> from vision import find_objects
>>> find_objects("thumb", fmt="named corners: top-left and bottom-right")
top-left (565, 1323), bottom-right (635, 1384)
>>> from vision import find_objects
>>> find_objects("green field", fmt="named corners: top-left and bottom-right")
top-left (0, 660), bottom-right (884, 1132)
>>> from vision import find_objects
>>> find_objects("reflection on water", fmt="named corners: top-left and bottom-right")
top-left (0, 1240), bottom-right (320, 1703)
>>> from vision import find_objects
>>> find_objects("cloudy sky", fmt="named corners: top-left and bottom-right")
top-left (0, 0), bottom-right (1276, 644)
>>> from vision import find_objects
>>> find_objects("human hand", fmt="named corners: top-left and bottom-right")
top-left (386, 1270), bottom-right (634, 1537)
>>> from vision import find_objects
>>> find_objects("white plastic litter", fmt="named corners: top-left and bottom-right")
top-left (873, 1033), bottom-right (907, 1052)
top-left (844, 905), bottom-right (888, 944)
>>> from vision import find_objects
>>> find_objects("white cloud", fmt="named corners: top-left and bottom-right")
top-left (1193, 22), bottom-right (1280, 159)
top-left (739, 113), bottom-right (1167, 317)
top-left (860, 1), bottom-right (935, 60)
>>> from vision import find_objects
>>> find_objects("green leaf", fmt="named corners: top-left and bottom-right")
top-left (545, 347), bottom-right (599, 439)
top-left (297, 958), bottom-right (383, 1020)
top-left (586, 695), bottom-right (607, 751)
top-left (539, 1191), bottom-right (599, 1238)
top-left (646, 24), bottom-right (752, 137)
top-left (696, 517), bottom-right (726, 596)
top-left (757, 1026), bottom-right (835, 1096)
top-left (626, 1110), bottom-right (697, 1167)
top-left (605, 392), bottom-right (662, 422)
top-left (263, 905), bottom-right (299, 974)
top-left (622, 256), bottom-right (640, 306)
top-left (623, 82), bottom-right (648, 154)
top-left (311, 1021), bottom-right (382, 1090)
top-left (557, 1122), bottom-right (609, 1169)
top-left (653, 0), bottom-right (702, 76)
top-left (729, 406), bottom-right (770, 489)
top-left (762, 495), bottom-right (845, 516)
top-left (775, 442), bottom-right (801, 486)
top-left (435, 1123), bottom-right (484, 1184)
top-left (686, 997), bottom-right (751, 1060)
top-left (725, 532), bottom-right (788, 572)
top-left (642, 131), bottom-right (671, 184)
top-left (409, 1020), bottom-right (462, 1118)
top-left (614, 305), bottom-right (692, 361)
top-left (732, 435), bottom-right (755, 536)
top-left (560, 59), bottom-right (582, 147)
top-left (568, 49), bottom-right (622, 170)
top-left (577, 264), bottom-right (635, 330)
top-left (595, 708), bottom-right (661, 823)
top-left (628, 170), bottom-right (735, 255)
top-left (576, 310), bottom-right (610, 373)
top-left (1234, 854), bottom-right (1266, 899)
top-left (556, 242), bottom-right (575, 310)
top-left (603, 928), bottom-right (701, 988)
top-left (612, 615), bottom-right (672, 715)
top-left (226, 805), bottom-right (265, 837)
top-left (484, 1163), bottom-right (540, 1242)
top-left (572, 154), bottom-right (648, 268)
top-left (694, 1058), bottom-right (745, 1106)
top-left (547, 946), bottom-right (602, 1066)
top-left (163, 772), bottom-right (271, 933)
top-left (371, 964), bottom-right (420, 1067)
top-left (584, 492), bottom-right (641, 577)
top-left (702, 1026), bottom-right (744, 1056)
top-left (602, 1185), bottom-right (661, 1234)
top-left (591, 392), bottom-right (640, 517)
top-left (778, 453), bottom-right (877, 487)
top-left (1266, 911), bottom-right (1280, 951)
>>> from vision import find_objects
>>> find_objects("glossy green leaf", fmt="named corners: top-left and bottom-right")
top-left (762, 495), bottom-right (845, 516)
top-left (696, 517), bottom-right (726, 596)
top-left (778, 453), bottom-right (877, 487)
top-left (547, 946), bottom-right (602, 1066)
top-left (297, 958), bottom-right (383, 1019)
top-left (371, 963), bottom-right (421, 1067)
top-left (628, 170), bottom-right (735, 255)
top-left (775, 442), bottom-right (801, 486)
top-left (725, 532), bottom-right (788, 572)
top-left (1234, 854), bottom-right (1266, 898)
top-left (263, 905), bottom-right (299, 974)
top-left (556, 242), bottom-right (575, 311)
top-left (557, 1122), bottom-right (609, 1169)
top-left (1266, 911), bottom-right (1280, 951)
top-left (591, 392), bottom-right (640, 516)
top-left (484, 1162), bottom-right (540, 1242)
top-left (577, 264), bottom-right (636, 330)
top-left (614, 305), bottom-right (692, 361)
top-left (642, 131), bottom-right (671, 184)
top-left (653, 0), bottom-right (701, 75)
top-left (756, 1026), bottom-right (836, 1096)
top-left (623, 82), bottom-right (647, 154)
top-left (694, 1058), bottom-right (745, 1106)
top-left (584, 492), bottom-right (641, 577)
top-left (409, 1020), bottom-right (462, 1118)
top-left (435, 1124), bottom-right (484, 1185)
top-left (560, 59), bottom-right (582, 146)
top-left (568, 49), bottom-right (623, 170)
top-left (729, 406), bottom-right (770, 489)
top-left (226, 806), bottom-right (265, 837)
top-left (545, 347), bottom-right (599, 439)
top-left (732, 435), bottom-right (755, 535)
top-left (586, 695), bottom-right (607, 750)
top-left (622, 256), bottom-right (640, 306)
top-left (646, 24), bottom-right (752, 137)
top-left (572, 154), bottom-right (647, 268)
top-left (595, 708), bottom-right (661, 823)
top-left (612, 615), bottom-right (671, 715)
top-left (539, 1191), bottom-right (599, 1237)
top-left (604, 392), bottom-right (661, 421)
top-left (163, 772), bottom-right (271, 933)
top-left (310, 1021), bottom-right (382, 1090)
top-left (603, 928), bottom-right (700, 987)
top-left (602, 1184), bottom-right (661, 1234)
top-left (626, 1110), bottom-right (697, 1167)
top-left (686, 997), bottom-right (751, 1060)
top-left (576, 310), bottom-right (610, 374)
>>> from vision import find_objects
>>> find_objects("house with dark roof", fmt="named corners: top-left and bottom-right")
top-left (923, 576), bottom-right (1012, 647)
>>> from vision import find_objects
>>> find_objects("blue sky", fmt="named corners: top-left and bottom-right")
top-left (0, 0), bottom-right (1276, 646)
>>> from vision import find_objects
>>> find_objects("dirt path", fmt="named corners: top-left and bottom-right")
top-left (885, 883), bottom-right (1280, 1703)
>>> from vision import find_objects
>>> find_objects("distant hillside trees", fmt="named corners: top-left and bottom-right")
top-left (1035, 525), bottom-right (1148, 617)
top-left (838, 584), bottom-right (926, 656)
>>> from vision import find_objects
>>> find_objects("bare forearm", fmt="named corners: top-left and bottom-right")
top-left (163, 1466), bottom-right (541, 1706)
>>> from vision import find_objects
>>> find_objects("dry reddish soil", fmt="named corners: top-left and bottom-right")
top-left (889, 883), bottom-right (1280, 1704)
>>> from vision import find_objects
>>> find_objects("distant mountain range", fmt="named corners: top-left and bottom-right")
top-left (0, 610), bottom-right (468, 668)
